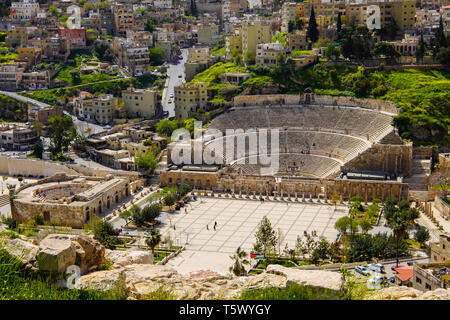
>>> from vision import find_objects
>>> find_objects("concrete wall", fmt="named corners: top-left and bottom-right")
top-left (435, 195), bottom-right (450, 218)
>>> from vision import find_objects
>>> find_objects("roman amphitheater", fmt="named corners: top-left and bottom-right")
top-left (161, 91), bottom-right (413, 203)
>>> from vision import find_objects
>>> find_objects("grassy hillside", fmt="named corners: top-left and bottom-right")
top-left (0, 245), bottom-right (127, 300)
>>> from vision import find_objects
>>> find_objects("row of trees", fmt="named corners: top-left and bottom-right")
top-left (119, 203), bottom-right (162, 228)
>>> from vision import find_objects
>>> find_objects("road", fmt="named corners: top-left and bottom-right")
top-left (0, 89), bottom-right (106, 136)
top-left (161, 48), bottom-right (188, 118)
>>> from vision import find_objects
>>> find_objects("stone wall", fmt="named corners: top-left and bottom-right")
top-left (413, 146), bottom-right (433, 159)
top-left (0, 156), bottom-right (79, 177)
top-left (13, 178), bottom-right (131, 228)
top-left (233, 94), bottom-right (399, 115)
top-left (435, 195), bottom-right (450, 218)
top-left (341, 142), bottom-right (413, 177)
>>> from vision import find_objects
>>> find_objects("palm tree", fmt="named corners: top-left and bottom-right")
top-left (229, 246), bottom-right (249, 276)
top-left (145, 227), bottom-right (162, 255)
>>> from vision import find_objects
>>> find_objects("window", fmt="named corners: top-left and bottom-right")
top-left (415, 277), bottom-right (422, 284)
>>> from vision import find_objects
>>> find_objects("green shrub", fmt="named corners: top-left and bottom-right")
top-left (240, 282), bottom-right (341, 300)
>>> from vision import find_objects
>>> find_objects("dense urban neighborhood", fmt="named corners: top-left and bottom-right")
top-left (0, 0), bottom-right (449, 303)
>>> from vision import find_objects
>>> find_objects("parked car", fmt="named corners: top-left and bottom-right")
top-left (168, 99), bottom-right (172, 103)
top-left (367, 263), bottom-right (385, 273)
top-left (355, 266), bottom-right (371, 276)
top-left (407, 261), bottom-right (417, 266)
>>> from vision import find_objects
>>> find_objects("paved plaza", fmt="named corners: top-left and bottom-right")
top-left (161, 197), bottom-right (348, 274)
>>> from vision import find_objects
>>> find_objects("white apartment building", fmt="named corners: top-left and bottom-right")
top-left (11, 0), bottom-right (40, 21)
top-left (256, 42), bottom-right (285, 67)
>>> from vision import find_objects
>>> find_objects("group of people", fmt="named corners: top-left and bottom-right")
top-left (303, 230), bottom-right (318, 237)
top-left (206, 221), bottom-right (218, 231)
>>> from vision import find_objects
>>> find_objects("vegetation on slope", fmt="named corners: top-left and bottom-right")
top-left (0, 245), bottom-right (127, 300)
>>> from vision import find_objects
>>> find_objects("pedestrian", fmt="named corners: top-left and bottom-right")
top-left (173, 225), bottom-right (176, 230)
top-left (207, 224), bottom-right (209, 230)
top-left (214, 221), bottom-right (217, 228)
top-left (185, 208), bottom-right (187, 214)
top-left (214, 225), bottom-right (216, 231)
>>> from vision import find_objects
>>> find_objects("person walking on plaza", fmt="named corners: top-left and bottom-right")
top-left (207, 224), bottom-right (209, 230)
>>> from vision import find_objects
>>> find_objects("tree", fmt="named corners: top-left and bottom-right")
top-left (92, 217), bottom-right (120, 249)
top-left (335, 216), bottom-right (352, 234)
top-left (47, 5), bottom-right (59, 17)
top-left (145, 18), bottom-right (155, 32)
top-left (231, 48), bottom-right (242, 65)
top-left (32, 121), bottom-right (43, 137)
top-left (149, 46), bottom-right (165, 66)
top-left (136, 152), bottom-right (157, 174)
top-left (32, 141), bottom-right (44, 159)
top-left (119, 210), bottom-right (132, 225)
top-left (358, 218), bottom-right (373, 234)
top-left (141, 203), bottom-right (161, 223)
top-left (229, 246), bottom-right (249, 276)
top-left (190, 0), bottom-right (198, 16)
top-left (330, 192), bottom-right (340, 208)
top-left (295, 235), bottom-right (306, 259)
top-left (336, 12), bottom-right (342, 36)
top-left (436, 46), bottom-right (450, 66)
top-left (373, 42), bottom-right (400, 60)
top-left (48, 115), bottom-right (76, 158)
top-left (306, 6), bottom-right (319, 44)
top-left (145, 227), bottom-right (162, 254)
top-left (414, 227), bottom-right (430, 248)
top-left (163, 193), bottom-right (176, 207)
top-left (325, 44), bottom-right (340, 60)
top-left (416, 32), bottom-right (426, 63)
top-left (93, 41), bottom-right (114, 62)
top-left (254, 216), bottom-right (278, 256)
top-left (244, 50), bottom-right (255, 65)
top-left (436, 16), bottom-right (448, 49)
top-left (312, 237), bottom-right (331, 262)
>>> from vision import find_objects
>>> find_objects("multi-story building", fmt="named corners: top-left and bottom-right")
top-left (195, 24), bottom-right (221, 45)
top-left (281, 2), bottom-right (299, 32)
top-left (413, 263), bottom-right (450, 291)
top-left (345, 0), bottom-right (416, 31)
top-left (0, 64), bottom-right (24, 91)
top-left (241, 21), bottom-right (272, 58)
top-left (388, 37), bottom-right (418, 56)
top-left (27, 105), bottom-right (63, 124)
top-left (430, 233), bottom-right (450, 263)
top-left (6, 27), bottom-right (28, 47)
top-left (122, 87), bottom-right (159, 119)
top-left (285, 31), bottom-right (308, 51)
top-left (21, 70), bottom-right (52, 90)
top-left (114, 4), bottom-right (135, 37)
top-left (115, 41), bottom-right (150, 76)
top-left (0, 124), bottom-right (39, 151)
top-left (58, 29), bottom-right (87, 49)
top-left (17, 47), bottom-right (41, 66)
top-left (225, 34), bottom-right (242, 59)
top-left (153, 0), bottom-right (173, 9)
top-left (42, 37), bottom-right (71, 62)
top-left (420, 0), bottom-right (450, 9)
top-left (80, 94), bottom-right (116, 125)
top-left (10, 0), bottom-right (40, 21)
top-left (256, 42), bottom-right (285, 67)
top-left (174, 82), bottom-right (208, 119)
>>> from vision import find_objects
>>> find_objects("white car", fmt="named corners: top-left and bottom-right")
top-left (367, 263), bottom-right (385, 273)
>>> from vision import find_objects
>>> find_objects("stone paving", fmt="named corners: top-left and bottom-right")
top-left (160, 197), bottom-right (348, 274)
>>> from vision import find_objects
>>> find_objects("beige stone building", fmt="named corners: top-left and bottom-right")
top-left (79, 94), bottom-right (116, 125)
top-left (122, 87), bottom-right (159, 119)
top-left (256, 42), bottom-right (285, 67)
top-left (174, 82), bottom-right (208, 120)
top-left (12, 174), bottom-right (134, 228)
top-left (430, 234), bottom-right (450, 263)
top-left (286, 31), bottom-right (308, 51)
top-left (242, 22), bottom-right (272, 58)
top-left (114, 4), bottom-right (135, 37)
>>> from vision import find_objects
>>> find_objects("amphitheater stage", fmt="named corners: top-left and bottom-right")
top-left (159, 197), bottom-right (349, 274)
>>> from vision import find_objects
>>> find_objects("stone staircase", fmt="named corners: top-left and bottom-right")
top-left (405, 158), bottom-right (432, 201)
